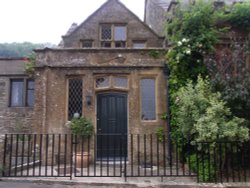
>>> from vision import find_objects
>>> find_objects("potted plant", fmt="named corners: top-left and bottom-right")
top-left (70, 116), bottom-right (94, 168)
top-left (70, 116), bottom-right (94, 136)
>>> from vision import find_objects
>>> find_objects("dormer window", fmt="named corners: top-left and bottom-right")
top-left (100, 24), bottom-right (127, 48)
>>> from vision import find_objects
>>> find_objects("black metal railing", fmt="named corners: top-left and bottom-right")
top-left (2, 134), bottom-right (72, 178)
top-left (2, 133), bottom-right (250, 183)
top-left (196, 141), bottom-right (250, 183)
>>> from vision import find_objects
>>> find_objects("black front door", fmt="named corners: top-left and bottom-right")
top-left (97, 93), bottom-right (127, 159)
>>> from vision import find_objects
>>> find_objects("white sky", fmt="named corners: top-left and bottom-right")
top-left (0, 0), bottom-right (145, 44)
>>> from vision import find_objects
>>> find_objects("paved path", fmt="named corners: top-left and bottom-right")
top-left (1, 178), bottom-right (250, 188)
top-left (0, 181), bottom-right (186, 188)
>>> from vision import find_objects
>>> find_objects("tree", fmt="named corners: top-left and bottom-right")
top-left (0, 42), bottom-right (55, 57)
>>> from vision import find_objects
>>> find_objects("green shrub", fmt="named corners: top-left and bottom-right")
top-left (174, 76), bottom-right (249, 145)
top-left (155, 127), bottom-right (165, 143)
top-left (189, 154), bottom-right (215, 182)
top-left (70, 117), bottom-right (94, 136)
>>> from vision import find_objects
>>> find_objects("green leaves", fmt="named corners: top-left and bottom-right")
top-left (70, 117), bottom-right (94, 136)
top-left (25, 53), bottom-right (35, 75)
top-left (226, 0), bottom-right (250, 30)
top-left (174, 76), bottom-right (249, 145)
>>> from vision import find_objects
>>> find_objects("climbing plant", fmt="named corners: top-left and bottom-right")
top-left (25, 53), bottom-right (35, 76)
top-left (226, 0), bottom-right (250, 30)
top-left (165, 0), bottom-right (250, 143)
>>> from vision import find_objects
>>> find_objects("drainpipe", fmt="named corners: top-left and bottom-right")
top-left (163, 64), bottom-right (172, 164)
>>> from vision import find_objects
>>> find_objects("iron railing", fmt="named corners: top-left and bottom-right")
top-left (196, 141), bottom-right (250, 183)
top-left (1, 134), bottom-right (250, 183)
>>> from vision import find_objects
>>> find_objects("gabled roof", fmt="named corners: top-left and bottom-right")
top-left (62, 0), bottom-right (161, 39)
top-left (154, 0), bottom-right (172, 10)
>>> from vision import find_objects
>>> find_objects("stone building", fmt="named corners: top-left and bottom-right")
top-left (33, 0), bottom-right (168, 159)
top-left (0, 57), bottom-right (34, 135)
top-left (144, 0), bottom-right (245, 37)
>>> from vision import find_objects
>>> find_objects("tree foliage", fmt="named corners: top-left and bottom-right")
top-left (226, 0), bottom-right (250, 30)
top-left (211, 72), bottom-right (250, 122)
top-left (0, 42), bottom-right (54, 57)
top-left (166, 0), bottom-right (222, 92)
top-left (165, 0), bottom-right (250, 144)
top-left (174, 76), bottom-right (249, 145)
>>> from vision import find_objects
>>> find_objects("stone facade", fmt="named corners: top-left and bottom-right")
top-left (34, 49), bottom-right (167, 135)
top-left (0, 58), bottom-right (33, 135)
top-left (62, 0), bottom-right (163, 48)
top-left (32, 0), bottom-right (168, 163)
top-left (33, 0), bottom-right (168, 136)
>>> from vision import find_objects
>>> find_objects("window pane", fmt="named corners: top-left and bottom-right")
top-left (115, 41), bottom-right (126, 48)
top-left (133, 42), bottom-right (146, 48)
top-left (27, 80), bottom-right (34, 107)
top-left (27, 90), bottom-right (34, 107)
top-left (68, 79), bottom-right (83, 120)
top-left (96, 77), bottom-right (109, 88)
top-left (114, 77), bottom-right (128, 88)
top-left (82, 40), bottom-right (93, 48)
top-left (140, 79), bottom-right (156, 120)
top-left (27, 80), bottom-right (34, 89)
top-left (10, 79), bottom-right (24, 107)
top-left (26, 80), bottom-right (34, 106)
top-left (101, 25), bottom-right (112, 40)
top-left (101, 41), bottom-right (111, 48)
top-left (114, 26), bottom-right (126, 41)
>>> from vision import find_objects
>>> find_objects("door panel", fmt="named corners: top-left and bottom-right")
top-left (97, 93), bottom-right (127, 159)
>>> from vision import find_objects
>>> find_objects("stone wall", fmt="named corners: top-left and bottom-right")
top-left (62, 0), bottom-right (163, 48)
top-left (145, 0), bottom-right (169, 37)
top-left (0, 59), bottom-right (33, 134)
top-left (34, 49), bottom-right (167, 135)
top-left (0, 135), bottom-right (3, 177)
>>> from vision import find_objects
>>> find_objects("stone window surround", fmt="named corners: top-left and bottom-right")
top-left (95, 75), bottom-right (129, 91)
top-left (66, 75), bottom-right (84, 121)
top-left (132, 40), bottom-right (147, 48)
top-left (67, 77), bottom-right (83, 120)
top-left (66, 74), bottom-right (129, 122)
top-left (139, 75), bottom-right (158, 123)
top-left (99, 23), bottom-right (127, 48)
top-left (80, 39), bottom-right (94, 48)
top-left (8, 77), bottom-right (34, 108)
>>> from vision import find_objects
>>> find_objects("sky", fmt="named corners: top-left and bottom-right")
top-left (0, 0), bottom-right (145, 44)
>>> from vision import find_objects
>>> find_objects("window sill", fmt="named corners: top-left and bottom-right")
top-left (141, 120), bottom-right (158, 123)
top-left (9, 106), bottom-right (34, 109)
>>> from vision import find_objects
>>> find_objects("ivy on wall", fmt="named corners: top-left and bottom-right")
top-left (165, 0), bottom-right (250, 143)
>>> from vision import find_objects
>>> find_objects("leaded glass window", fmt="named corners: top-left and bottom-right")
top-left (113, 77), bottom-right (128, 88)
top-left (140, 79), bottom-right (156, 121)
top-left (101, 24), bottom-right (112, 40)
top-left (100, 24), bottom-right (127, 48)
top-left (82, 40), bottom-right (93, 48)
top-left (68, 79), bottom-right (83, 120)
top-left (96, 77), bottom-right (110, 88)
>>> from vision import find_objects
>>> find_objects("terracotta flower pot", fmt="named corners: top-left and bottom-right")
top-left (75, 152), bottom-right (91, 168)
